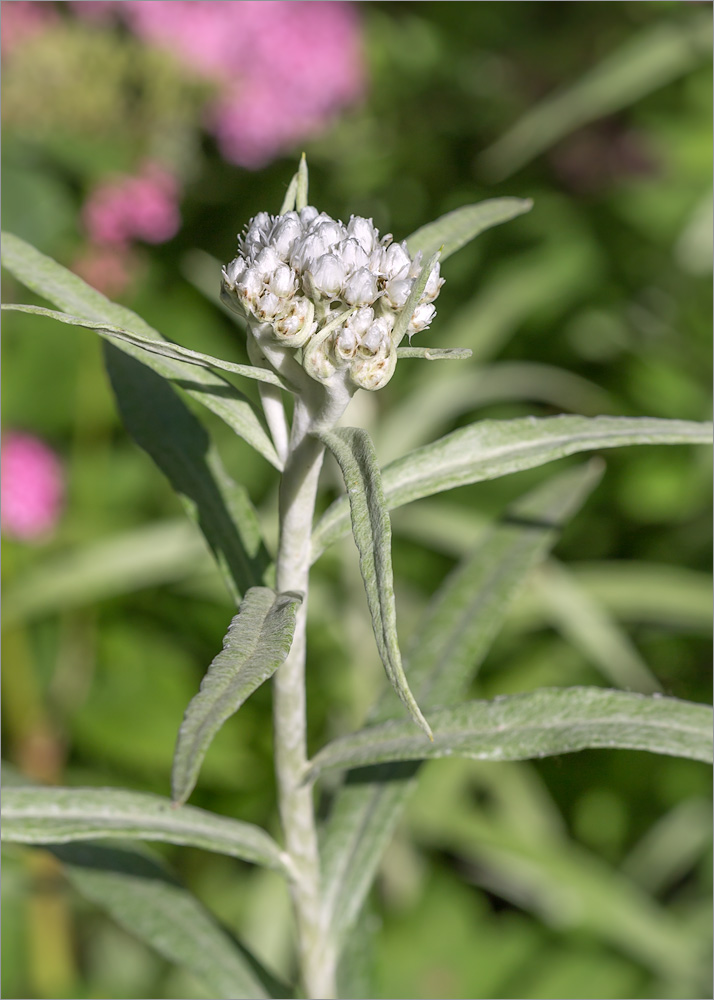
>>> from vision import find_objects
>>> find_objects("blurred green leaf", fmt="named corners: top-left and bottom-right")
top-left (320, 463), bottom-right (602, 943)
top-left (312, 415), bottom-right (712, 559)
top-left (405, 198), bottom-right (533, 261)
top-left (1, 232), bottom-right (282, 469)
top-left (172, 587), bottom-right (302, 805)
top-left (46, 843), bottom-right (289, 999)
top-left (537, 560), bottom-right (661, 694)
top-left (620, 797), bottom-right (712, 895)
top-left (104, 344), bottom-right (270, 604)
top-left (2, 786), bottom-right (290, 875)
top-left (478, 10), bottom-right (713, 179)
top-left (307, 688), bottom-right (713, 779)
top-left (2, 304), bottom-right (289, 388)
top-left (318, 427), bottom-right (432, 740)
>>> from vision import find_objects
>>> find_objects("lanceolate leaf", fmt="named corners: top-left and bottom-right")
top-left (47, 843), bottom-right (289, 999)
top-left (319, 462), bottom-right (602, 941)
top-left (172, 587), bottom-right (302, 805)
top-left (307, 688), bottom-right (713, 779)
top-left (318, 427), bottom-right (433, 740)
top-left (1, 232), bottom-right (281, 469)
top-left (2, 786), bottom-right (291, 876)
top-left (405, 197), bottom-right (533, 261)
top-left (2, 304), bottom-right (289, 388)
top-left (105, 345), bottom-right (270, 603)
top-left (396, 346), bottom-right (473, 361)
top-left (311, 415), bottom-right (712, 559)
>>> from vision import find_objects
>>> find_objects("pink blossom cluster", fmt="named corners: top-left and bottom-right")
top-left (71, 0), bottom-right (365, 168)
top-left (82, 161), bottom-right (182, 248)
top-left (0, 0), bottom-right (57, 55)
top-left (1, 432), bottom-right (64, 540)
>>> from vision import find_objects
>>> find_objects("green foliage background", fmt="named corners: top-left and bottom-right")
top-left (2, 2), bottom-right (711, 998)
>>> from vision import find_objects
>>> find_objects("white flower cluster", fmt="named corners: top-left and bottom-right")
top-left (221, 207), bottom-right (443, 391)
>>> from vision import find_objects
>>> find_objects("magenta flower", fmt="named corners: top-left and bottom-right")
top-left (1, 432), bottom-right (64, 540)
top-left (71, 1), bottom-right (366, 169)
top-left (0, 0), bottom-right (57, 56)
top-left (83, 162), bottom-right (181, 248)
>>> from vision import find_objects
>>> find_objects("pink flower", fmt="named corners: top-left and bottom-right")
top-left (71, 244), bottom-right (138, 298)
top-left (1, 0), bottom-right (57, 56)
top-left (70, 1), bottom-right (366, 169)
top-left (83, 162), bottom-right (181, 248)
top-left (1, 432), bottom-right (64, 540)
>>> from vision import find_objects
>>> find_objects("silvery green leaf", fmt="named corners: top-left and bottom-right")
top-left (317, 427), bottom-right (433, 740)
top-left (105, 345), bottom-right (270, 604)
top-left (279, 170), bottom-right (299, 214)
top-left (296, 153), bottom-right (309, 211)
top-left (478, 10), bottom-right (712, 180)
top-left (2, 786), bottom-right (291, 876)
top-left (311, 415), bottom-right (712, 560)
top-left (172, 587), bottom-right (301, 805)
top-left (307, 688), bottom-right (713, 780)
top-left (319, 462), bottom-right (602, 941)
top-left (405, 198), bottom-right (533, 261)
top-left (1, 232), bottom-right (281, 469)
top-left (389, 250), bottom-right (441, 349)
top-left (2, 303), bottom-right (289, 388)
top-left (45, 843), bottom-right (290, 999)
top-left (395, 346), bottom-right (473, 361)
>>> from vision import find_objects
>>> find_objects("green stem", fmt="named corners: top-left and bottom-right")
top-left (273, 397), bottom-right (337, 999)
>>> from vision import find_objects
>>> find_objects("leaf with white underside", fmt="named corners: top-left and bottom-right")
top-left (317, 428), bottom-right (432, 741)
top-left (172, 587), bottom-right (301, 804)
top-left (311, 415), bottom-right (712, 559)
top-left (2, 304), bottom-right (289, 389)
top-left (307, 688), bottom-right (713, 780)
top-left (406, 197), bottom-right (533, 261)
top-left (2, 786), bottom-right (291, 877)
top-left (1, 232), bottom-right (281, 469)
top-left (46, 843), bottom-right (289, 998)
top-left (319, 462), bottom-right (602, 941)
top-left (104, 344), bottom-right (270, 603)
top-left (396, 346), bottom-right (473, 360)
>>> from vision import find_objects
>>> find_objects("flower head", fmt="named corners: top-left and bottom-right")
top-left (222, 204), bottom-right (444, 391)
top-left (1, 432), bottom-right (64, 540)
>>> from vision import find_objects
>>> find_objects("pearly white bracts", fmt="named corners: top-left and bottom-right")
top-left (221, 207), bottom-right (443, 392)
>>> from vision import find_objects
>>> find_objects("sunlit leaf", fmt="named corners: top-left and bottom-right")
top-left (3, 786), bottom-right (291, 875)
top-left (318, 428), bottom-right (432, 740)
top-left (172, 587), bottom-right (302, 805)
top-left (312, 415), bottom-right (712, 560)
top-left (405, 198), bottom-right (533, 261)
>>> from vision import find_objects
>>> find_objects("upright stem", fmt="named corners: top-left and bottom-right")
top-left (273, 397), bottom-right (337, 999)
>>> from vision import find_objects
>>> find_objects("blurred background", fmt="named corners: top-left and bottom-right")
top-left (1, 2), bottom-right (712, 998)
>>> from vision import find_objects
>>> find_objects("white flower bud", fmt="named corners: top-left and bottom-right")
top-left (408, 249), bottom-right (424, 279)
top-left (299, 206), bottom-right (320, 226)
top-left (304, 253), bottom-right (345, 299)
top-left (361, 316), bottom-right (391, 353)
top-left (334, 326), bottom-right (358, 361)
top-left (290, 232), bottom-right (328, 272)
top-left (313, 219), bottom-right (345, 249)
top-left (337, 238), bottom-right (369, 273)
top-left (269, 263), bottom-right (297, 298)
top-left (383, 241), bottom-right (411, 279)
top-left (271, 214), bottom-right (303, 258)
top-left (347, 215), bottom-right (378, 253)
top-left (274, 298), bottom-right (315, 347)
top-left (253, 245), bottom-right (282, 279)
top-left (237, 266), bottom-right (263, 306)
top-left (345, 306), bottom-right (374, 338)
top-left (409, 302), bottom-right (436, 334)
top-left (222, 256), bottom-right (247, 289)
top-left (423, 262), bottom-right (444, 302)
top-left (350, 339), bottom-right (397, 391)
top-left (255, 291), bottom-right (281, 321)
top-left (383, 277), bottom-right (412, 310)
top-left (343, 267), bottom-right (379, 306)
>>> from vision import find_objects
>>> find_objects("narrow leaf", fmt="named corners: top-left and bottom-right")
top-left (1, 232), bottom-right (281, 468)
top-left (172, 587), bottom-right (302, 804)
top-left (406, 197), bottom-right (533, 261)
top-left (46, 843), bottom-right (288, 999)
top-left (319, 462), bottom-right (602, 940)
top-left (2, 786), bottom-right (291, 876)
top-left (279, 170), bottom-right (299, 214)
top-left (1, 304), bottom-right (289, 388)
top-left (308, 688), bottom-right (713, 779)
top-left (390, 249), bottom-right (441, 349)
top-left (396, 346), bottom-right (473, 361)
top-left (312, 415), bottom-right (712, 560)
top-left (104, 344), bottom-right (270, 603)
top-left (296, 153), bottom-right (309, 211)
top-left (317, 427), bottom-right (432, 740)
